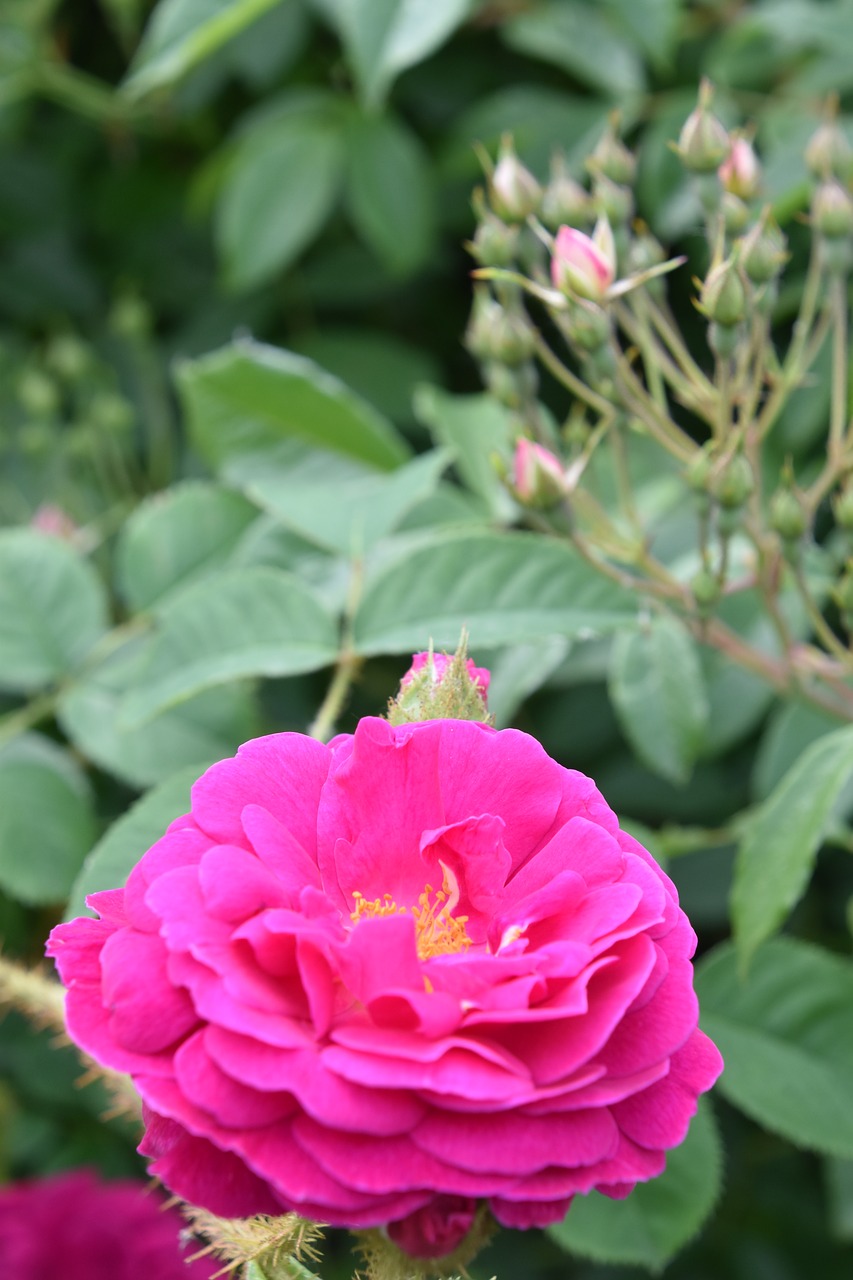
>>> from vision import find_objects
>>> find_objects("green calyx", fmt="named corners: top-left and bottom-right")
top-left (386, 640), bottom-right (493, 726)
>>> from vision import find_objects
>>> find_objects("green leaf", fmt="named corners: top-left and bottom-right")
top-left (57, 637), bottom-right (258, 789)
top-left (698, 589), bottom-right (787, 755)
top-left (484, 637), bottom-right (571, 728)
top-left (0, 735), bottom-right (96, 906)
top-left (413, 386), bottom-right (515, 519)
top-left (444, 87), bottom-right (608, 183)
top-left (696, 938), bottom-right (853, 1159)
top-left (502, 1), bottom-right (645, 97)
top-left (609, 616), bottom-right (709, 786)
top-left (605, 0), bottom-right (680, 70)
top-left (230, 445), bottom-right (452, 554)
top-left (64, 763), bottom-right (211, 919)
top-left (121, 566), bottom-right (338, 724)
top-left (549, 1098), bottom-right (722, 1271)
top-left (331, 0), bottom-right (472, 109)
top-left (353, 532), bottom-right (636, 654)
top-left (344, 112), bottom-right (435, 276)
top-left (216, 115), bottom-right (344, 289)
top-left (125, 0), bottom-right (284, 97)
top-left (0, 530), bottom-right (109, 694)
top-left (116, 481), bottom-right (259, 612)
top-left (177, 338), bottom-right (409, 472)
top-left (289, 328), bottom-right (439, 426)
top-left (752, 700), bottom-right (843, 800)
top-left (731, 724), bottom-right (853, 969)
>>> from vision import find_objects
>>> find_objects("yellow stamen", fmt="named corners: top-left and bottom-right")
top-left (350, 871), bottom-right (472, 962)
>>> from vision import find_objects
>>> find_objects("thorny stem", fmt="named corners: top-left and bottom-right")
top-left (641, 295), bottom-right (717, 403)
top-left (616, 298), bottom-right (685, 411)
top-left (532, 333), bottom-right (616, 420)
top-left (714, 356), bottom-right (732, 443)
top-left (610, 349), bottom-right (696, 461)
top-left (830, 274), bottom-right (849, 461)
top-left (792, 558), bottom-right (853, 667)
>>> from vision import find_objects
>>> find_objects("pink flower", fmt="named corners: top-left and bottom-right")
top-left (0, 1168), bottom-right (217, 1279)
top-left (48, 719), bottom-right (722, 1255)
top-left (551, 219), bottom-right (616, 301)
top-left (402, 651), bottom-right (490, 697)
top-left (513, 439), bottom-right (567, 508)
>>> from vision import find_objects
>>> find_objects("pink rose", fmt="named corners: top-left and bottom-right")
top-left (402, 651), bottom-right (490, 697)
top-left (0, 1168), bottom-right (217, 1279)
top-left (551, 220), bottom-right (616, 301)
top-left (48, 719), bottom-right (722, 1255)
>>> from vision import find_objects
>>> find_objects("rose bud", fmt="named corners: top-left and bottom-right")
top-left (490, 136), bottom-right (541, 222)
top-left (676, 79), bottom-right (730, 173)
top-left (512, 438), bottom-right (568, 508)
top-left (718, 136), bottom-right (761, 199)
top-left (551, 217), bottom-right (616, 301)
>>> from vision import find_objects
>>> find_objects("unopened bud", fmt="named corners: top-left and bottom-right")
top-left (741, 217), bottom-right (787, 284)
top-left (512, 438), bottom-right (568, 508)
top-left (490, 137), bottom-right (541, 222)
top-left (17, 369), bottom-right (60, 418)
top-left (701, 257), bottom-right (747, 327)
top-left (109, 293), bottom-right (151, 338)
top-left (805, 119), bottom-right (853, 181)
top-left (708, 321), bottom-right (742, 359)
top-left (691, 567), bottom-right (721, 609)
top-left (465, 291), bottom-right (534, 366)
top-left (551, 217), bottom-right (616, 301)
top-left (45, 334), bottom-right (90, 383)
top-left (541, 157), bottom-right (591, 231)
top-left (31, 504), bottom-right (78, 541)
top-left (90, 391), bottom-right (134, 435)
top-left (676, 80), bottom-right (731, 173)
top-left (712, 453), bottom-right (754, 509)
top-left (588, 121), bottom-right (636, 187)
top-left (812, 179), bottom-right (853, 239)
top-left (388, 643), bottom-right (492, 725)
top-left (468, 211), bottom-right (520, 268)
top-left (484, 360), bottom-right (537, 409)
top-left (769, 487), bottom-right (807, 542)
top-left (592, 172), bottom-right (633, 226)
top-left (718, 136), bottom-right (761, 199)
top-left (686, 443), bottom-right (715, 492)
top-left (563, 298), bottom-right (610, 352)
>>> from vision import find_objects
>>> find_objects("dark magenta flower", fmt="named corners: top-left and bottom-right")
top-left (0, 1168), bottom-right (217, 1278)
top-left (49, 719), bottom-right (722, 1255)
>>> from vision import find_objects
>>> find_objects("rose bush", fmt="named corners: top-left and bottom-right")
top-left (0, 1168), bottom-right (217, 1279)
top-left (48, 717), bottom-right (722, 1257)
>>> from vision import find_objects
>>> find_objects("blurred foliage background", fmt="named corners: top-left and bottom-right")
top-left (1, 1), bottom-right (853, 1277)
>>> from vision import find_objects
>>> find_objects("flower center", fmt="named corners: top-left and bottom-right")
top-left (351, 866), bottom-right (472, 961)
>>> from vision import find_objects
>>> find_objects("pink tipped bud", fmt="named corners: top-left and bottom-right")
top-left (31, 504), bottom-right (78, 541)
top-left (550, 218), bottom-right (616, 301)
top-left (718, 137), bottom-right (760, 199)
top-left (389, 643), bottom-right (492, 725)
top-left (403, 651), bottom-right (490, 697)
top-left (512, 438), bottom-right (568, 508)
